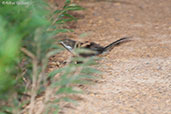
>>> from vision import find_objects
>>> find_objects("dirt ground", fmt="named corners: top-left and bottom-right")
top-left (58, 0), bottom-right (171, 114)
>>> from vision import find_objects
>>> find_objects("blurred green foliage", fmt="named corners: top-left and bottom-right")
top-left (0, 0), bottom-right (97, 113)
top-left (0, 0), bottom-right (52, 112)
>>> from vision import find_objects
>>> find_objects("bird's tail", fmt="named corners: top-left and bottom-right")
top-left (103, 37), bottom-right (131, 52)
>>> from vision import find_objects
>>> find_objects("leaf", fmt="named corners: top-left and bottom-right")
top-left (79, 32), bottom-right (88, 38)
top-left (55, 29), bottom-right (73, 34)
top-left (56, 87), bottom-right (82, 94)
top-left (48, 68), bottom-right (63, 78)
top-left (72, 80), bottom-right (92, 85)
top-left (64, 4), bottom-right (85, 11)
top-left (37, 86), bottom-right (45, 95)
top-left (62, 97), bottom-right (77, 104)
top-left (64, 0), bottom-right (71, 5)
top-left (0, 106), bottom-right (13, 114)
top-left (59, 75), bottom-right (72, 86)
top-left (78, 57), bottom-right (99, 66)
top-left (46, 49), bottom-right (62, 58)
top-left (54, 10), bottom-right (62, 14)
top-left (75, 48), bottom-right (96, 54)
top-left (50, 44), bottom-right (63, 49)
top-left (77, 75), bottom-right (96, 79)
top-left (53, 99), bottom-right (60, 103)
top-left (81, 67), bottom-right (100, 74)
top-left (56, 18), bottom-right (73, 24)
top-left (57, 14), bottom-right (65, 19)
top-left (63, 13), bottom-right (77, 20)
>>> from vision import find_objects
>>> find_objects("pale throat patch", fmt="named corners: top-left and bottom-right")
top-left (60, 42), bottom-right (73, 50)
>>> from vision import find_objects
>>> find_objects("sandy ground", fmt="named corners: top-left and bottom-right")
top-left (59, 0), bottom-right (171, 114)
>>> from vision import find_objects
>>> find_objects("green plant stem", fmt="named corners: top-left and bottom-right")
top-left (29, 58), bottom-right (38, 114)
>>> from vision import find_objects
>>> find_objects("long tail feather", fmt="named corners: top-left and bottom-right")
top-left (103, 37), bottom-right (131, 52)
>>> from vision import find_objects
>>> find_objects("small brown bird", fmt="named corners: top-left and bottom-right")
top-left (59, 37), bottom-right (131, 57)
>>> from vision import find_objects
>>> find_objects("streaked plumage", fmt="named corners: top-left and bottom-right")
top-left (60, 37), bottom-right (131, 57)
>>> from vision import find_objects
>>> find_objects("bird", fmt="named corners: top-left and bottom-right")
top-left (59, 37), bottom-right (131, 57)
